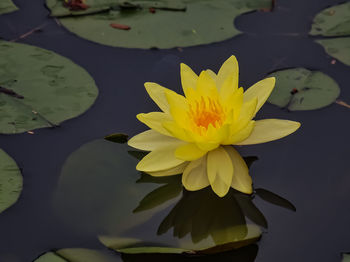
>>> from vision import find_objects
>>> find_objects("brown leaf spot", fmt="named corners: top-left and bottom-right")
top-left (110, 23), bottom-right (131, 30)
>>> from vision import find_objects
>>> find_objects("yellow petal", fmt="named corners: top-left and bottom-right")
top-left (236, 119), bottom-right (301, 145)
top-left (182, 155), bottom-right (210, 191)
top-left (164, 89), bottom-right (189, 128)
top-left (128, 129), bottom-right (182, 151)
top-left (217, 55), bottom-right (239, 92)
top-left (175, 143), bottom-right (207, 161)
top-left (224, 146), bottom-right (252, 194)
top-left (180, 63), bottom-right (198, 97)
top-left (207, 146), bottom-right (233, 197)
top-left (196, 70), bottom-right (218, 98)
top-left (243, 77), bottom-right (275, 115)
top-left (136, 145), bottom-right (185, 172)
top-left (144, 82), bottom-right (170, 114)
top-left (137, 112), bottom-right (172, 136)
top-left (148, 162), bottom-right (188, 177)
top-left (206, 69), bottom-right (217, 81)
top-left (224, 121), bottom-right (255, 145)
top-left (229, 97), bottom-right (257, 136)
top-left (163, 121), bottom-right (192, 142)
top-left (221, 87), bottom-right (243, 120)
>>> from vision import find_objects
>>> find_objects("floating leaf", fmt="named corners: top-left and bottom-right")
top-left (33, 248), bottom-right (121, 262)
top-left (255, 188), bottom-right (296, 211)
top-left (0, 149), bottom-right (22, 214)
top-left (0, 41), bottom-right (98, 134)
top-left (46, 0), bottom-right (272, 49)
top-left (310, 2), bottom-right (350, 37)
top-left (267, 68), bottom-right (340, 111)
top-left (342, 253), bottom-right (350, 262)
top-left (0, 0), bottom-right (18, 15)
top-left (316, 38), bottom-right (350, 66)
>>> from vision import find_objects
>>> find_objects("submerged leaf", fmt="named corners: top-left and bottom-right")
top-left (0, 0), bottom-right (18, 15)
top-left (0, 149), bottom-right (22, 214)
top-left (46, 0), bottom-right (272, 49)
top-left (0, 41), bottom-right (98, 134)
top-left (267, 68), bottom-right (340, 111)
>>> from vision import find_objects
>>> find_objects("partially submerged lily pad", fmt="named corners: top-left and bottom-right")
top-left (46, 0), bottom-right (272, 49)
top-left (267, 68), bottom-right (340, 111)
top-left (316, 38), bottom-right (350, 66)
top-left (33, 248), bottom-right (121, 262)
top-left (0, 41), bottom-right (98, 134)
top-left (310, 2), bottom-right (350, 36)
top-left (342, 253), bottom-right (350, 262)
top-left (0, 149), bottom-right (22, 214)
top-left (0, 0), bottom-right (18, 15)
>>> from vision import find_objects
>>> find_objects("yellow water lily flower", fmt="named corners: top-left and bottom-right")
top-left (128, 56), bottom-right (300, 197)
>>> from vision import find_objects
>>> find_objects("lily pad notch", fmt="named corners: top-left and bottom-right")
top-left (310, 2), bottom-right (350, 66)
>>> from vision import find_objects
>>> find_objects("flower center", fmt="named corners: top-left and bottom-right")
top-left (188, 97), bottom-right (225, 131)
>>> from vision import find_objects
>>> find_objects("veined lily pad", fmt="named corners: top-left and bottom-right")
top-left (0, 41), bottom-right (98, 134)
top-left (0, 149), bottom-right (22, 214)
top-left (267, 68), bottom-right (340, 111)
top-left (0, 0), bottom-right (18, 15)
top-left (310, 2), bottom-right (350, 37)
top-left (316, 38), bottom-right (350, 66)
top-left (46, 0), bottom-right (272, 49)
top-left (33, 249), bottom-right (121, 262)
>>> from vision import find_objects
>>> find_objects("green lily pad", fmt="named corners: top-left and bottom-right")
top-left (0, 0), bottom-right (18, 15)
top-left (310, 2), bottom-right (350, 37)
top-left (33, 249), bottom-right (121, 262)
top-left (0, 149), bottom-right (22, 214)
top-left (46, 0), bottom-right (272, 49)
top-left (267, 68), bottom-right (340, 111)
top-left (316, 38), bottom-right (350, 66)
top-left (0, 41), bottom-right (98, 134)
top-left (342, 253), bottom-right (350, 262)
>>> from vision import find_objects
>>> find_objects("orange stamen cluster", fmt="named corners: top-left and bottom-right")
top-left (188, 97), bottom-right (225, 133)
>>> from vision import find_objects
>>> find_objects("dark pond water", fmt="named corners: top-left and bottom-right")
top-left (0, 0), bottom-right (350, 261)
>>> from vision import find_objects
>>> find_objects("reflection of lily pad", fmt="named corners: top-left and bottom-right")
top-left (310, 2), bottom-right (350, 36)
top-left (0, 0), bottom-right (18, 15)
top-left (46, 0), bottom-right (272, 49)
top-left (316, 38), bottom-right (350, 66)
top-left (33, 248), bottom-right (121, 262)
top-left (267, 68), bottom-right (340, 111)
top-left (0, 41), bottom-right (98, 134)
top-left (0, 149), bottom-right (22, 214)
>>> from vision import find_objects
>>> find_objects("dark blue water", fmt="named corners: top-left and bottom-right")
top-left (0, 0), bottom-right (349, 261)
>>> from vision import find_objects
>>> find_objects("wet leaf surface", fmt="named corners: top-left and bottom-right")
top-left (267, 68), bottom-right (340, 111)
top-left (0, 148), bottom-right (22, 214)
top-left (46, 0), bottom-right (272, 49)
top-left (0, 41), bottom-right (98, 134)
top-left (0, 0), bottom-right (18, 15)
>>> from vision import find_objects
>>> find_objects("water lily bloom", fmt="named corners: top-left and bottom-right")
top-left (128, 56), bottom-right (300, 197)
